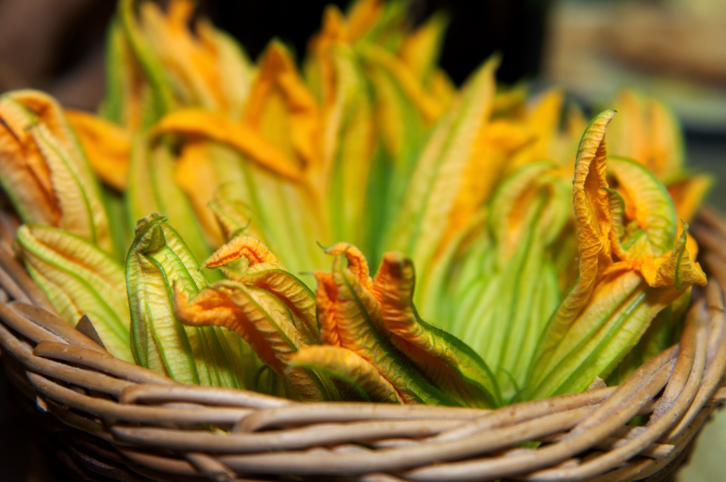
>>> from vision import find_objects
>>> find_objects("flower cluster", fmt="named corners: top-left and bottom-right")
top-left (0, 0), bottom-right (710, 406)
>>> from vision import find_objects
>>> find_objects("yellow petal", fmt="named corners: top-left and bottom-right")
top-left (360, 45), bottom-right (444, 124)
top-left (373, 251), bottom-right (499, 407)
top-left (346, 0), bottom-right (384, 41)
top-left (444, 119), bottom-right (535, 250)
top-left (244, 42), bottom-right (322, 170)
top-left (0, 91), bottom-right (112, 251)
top-left (151, 109), bottom-right (302, 181)
top-left (608, 90), bottom-right (648, 165)
top-left (0, 96), bottom-right (60, 226)
top-left (290, 345), bottom-right (403, 403)
top-left (139, 0), bottom-right (226, 110)
top-left (305, 5), bottom-right (349, 104)
top-left (541, 110), bottom-right (615, 351)
top-left (398, 12), bottom-right (449, 82)
top-left (648, 225), bottom-right (707, 289)
top-left (646, 98), bottom-right (684, 178)
top-left (667, 174), bottom-right (713, 223)
top-left (329, 256), bottom-right (454, 405)
top-left (65, 109), bottom-right (130, 191)
top-left (174, 140), bottom-right (224, 247)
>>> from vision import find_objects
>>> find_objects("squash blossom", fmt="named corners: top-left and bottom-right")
top-left (0, 0), bottom-right (712, 407)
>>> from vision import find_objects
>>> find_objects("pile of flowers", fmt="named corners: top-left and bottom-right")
top-left (0, 0), bottom-right (710, 406)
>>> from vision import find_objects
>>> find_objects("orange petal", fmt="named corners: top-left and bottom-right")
top-left (323, 242), bottom-right (374, 293)
top-left (174, 281), bottom-right (325, 401)
top-left (224, 262), bottom-right (320, 344)
top-left (202, 236), bottom-right (279, 269)
top-left (313, 271), bottom-right (340, 346)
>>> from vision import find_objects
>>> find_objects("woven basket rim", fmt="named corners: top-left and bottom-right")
top-left (1, 207), bottom-right (725, 482)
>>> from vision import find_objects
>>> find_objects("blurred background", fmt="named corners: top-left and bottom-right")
top-left (0, 0), bottom-right (725, 479)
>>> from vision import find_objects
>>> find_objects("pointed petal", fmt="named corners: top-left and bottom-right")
top-left (323, 242), bottom-right (374, 292)
top-left (174, 280), bottom-right (326, 401)
top-left (650, 224), bottom-right (707, 290)
top-left (374, 252), bottom-right (500, 407)
top-left (150, 109), bottom-right (302, 181)
top-left (667, 174), bottom-right (713, 223)
top-left (244, 42), bottom-right (322, 170)
top-left (65, 109), bottom-right (131, 191)
top-left (330, 256), bottom-right (458, 405)
top-left (202, 236), bottom-right (279, 269)
top-left (313, 271), bottom-right (339, 346)
top-left (290, 345), bottom-right (403, 403)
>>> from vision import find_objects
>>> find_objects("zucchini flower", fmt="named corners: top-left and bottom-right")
top-left (527, 111), bottom-right (707, 400)
top-left (173, 236), bottom-right (329, 401)
top-left (126, 214), bottom-right (248, 387)
top-left (0, 91), bottom-right (113, 254)
top-left (16, 224), bottom-right (132, 362)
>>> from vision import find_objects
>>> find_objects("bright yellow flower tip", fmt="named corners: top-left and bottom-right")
top-left (289, 345), bottom-right (403, 403)
top-left (173, 280), bottom-right (327, 401)
top-left (446, 119), bottom-right (536, 249)
top-left (150, 109), bottom-right (302, 181)
top-left (64, 109), bottom-right (131, 191)
top-left (245, 42), bottom-right (323, 170)
top-left (607, 90), bottom-right (685, 180)
top-left (201, 236), bottom-right (279, 270)
top-left (0, 90), bottom-right (112, 252)
top-left (638, 225), bottom-right (707, 290)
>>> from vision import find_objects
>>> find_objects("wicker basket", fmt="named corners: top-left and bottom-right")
top-left (1, 208), bottom-right (725, 482)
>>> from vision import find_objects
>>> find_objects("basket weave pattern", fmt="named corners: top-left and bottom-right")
top-left (1, 209), bottom-right (726, 482)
